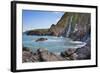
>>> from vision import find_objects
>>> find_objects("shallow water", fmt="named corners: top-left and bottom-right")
top-left (23, 34), bottom-right (86, 53)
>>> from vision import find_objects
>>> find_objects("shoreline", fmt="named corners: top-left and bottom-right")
top-left (22, 44), bottom-right (90, 63)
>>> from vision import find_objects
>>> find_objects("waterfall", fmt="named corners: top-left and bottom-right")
top-left (66, 21), bottom-right (71, 37)
top-left (65, 16), bottom-right (73, 37)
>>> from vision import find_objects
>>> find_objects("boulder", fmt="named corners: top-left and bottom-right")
top-left (60, 48), bottom-right (78, 60)
top-left (69, 53), bottom-right (78, 60)
top-left (61, 48), bottom-right (76, 57)
top-left (22, 47), bottom-right (40, 62)
top-left (76, 46), bottom-right (91, 60)
top-left (23, 48), bottom-right (65, 62)
top-left (22, 51), bottom-right (34, 62)
top-left (37, 48), bottom-right (64, 61)
top-left (76, 39), bottom-right (91, 60)
top-left (23, 47), bottom-right (30, 51)
top-left (35, 38), bottom-right (48, 42)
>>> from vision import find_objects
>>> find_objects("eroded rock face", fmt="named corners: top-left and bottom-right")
top-left (61, 13), bottom-right (91, 41)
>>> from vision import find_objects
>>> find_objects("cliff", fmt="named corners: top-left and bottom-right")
top-left (24, 13), bottom-right (68, 36)
top-left (25, 12), bottom-right (90, 41)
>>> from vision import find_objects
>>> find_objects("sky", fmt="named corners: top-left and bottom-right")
top-left (22, 10), bottom-right (64, 32)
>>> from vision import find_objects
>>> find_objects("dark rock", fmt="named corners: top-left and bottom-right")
top-left (35, 38), bottom-right (48, 42)
top-left (69, 13), bottom-right (91, 41)
top-left (23, 51), bottom-right (34, 62)
top-left (60, 48), bottom-right (78, 60)
top-left (60, 51), bottom-right (66, 57)
top-left (65, 48), bottom-right (76, 56)
top-left (37, 48), bottom-right (65, 61)
top-left (23, 48), bottom-right (66, 62)
top-left (23, 51), bottom-right (41, 62)
top-left (26, 29), bottom-right (49, 36)
top-left (37, 48), bottom-right (48, 54)
top-left (76, 46), bottom-right (91, 60)
top-left (23, 47), bottom-right (30, 51)
top-left (76, 38), bottom-right (91, 60)
top-left (61, 48), bottom-right (76, 57)
top-left (69, 53), bottom-right (78, 60)
top-left (22, 47), bottom-right (41, 62)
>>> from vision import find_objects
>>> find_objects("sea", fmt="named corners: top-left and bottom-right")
top-left (23, 34), bottom-right (86, 53)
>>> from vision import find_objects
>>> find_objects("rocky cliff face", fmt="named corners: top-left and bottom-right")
top-left (66, 13), bottom-right (91, 41)
top-left (56, 12), bottom-right (91, 59)
top-left (48, 12), bottom-right (91, 41)
top-left (61, 13), bottom-right (91, 59)
top-left (54, 12), bottom-right (90, 40)
top-left (48, 13), bottom-right (70, 36)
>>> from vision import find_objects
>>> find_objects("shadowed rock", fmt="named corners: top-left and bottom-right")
top-left (60, 48), bottom-right (78, 60)
top-left (75, 38), bottom-right (91, 60)
top-left (61, 48), bottom-right (76, 57)
top-left (37, 48), bottom-right (65, 61)
top-left (22, 51), bottom-right (40, 62)
top-left (35, 38), bottom-right (48, 42)
top-left (76, 45), bottom-right (91, 60)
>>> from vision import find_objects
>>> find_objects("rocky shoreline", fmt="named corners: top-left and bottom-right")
top-left (22, 44), bottom-right (90, 63)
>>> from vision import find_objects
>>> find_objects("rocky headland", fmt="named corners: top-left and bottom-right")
top-left (35, 38), bottom-right (48, 42)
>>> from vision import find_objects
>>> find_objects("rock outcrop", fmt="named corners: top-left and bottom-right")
top-left (60, 48), bottom-right (78, 60)
top-left (35, 38), bottom-right (47, 42)
top-left (23, 47), bottom-right (66, 63)
top-left (26, 29), bottom-right (49, 36)
top-left (75, 38), bottom-right (91, 59)
top-left (23, 47), bottom-right (40, 62)
top-left (37, 48), bottom-right (65, 61)
top-left (23, 45), bottom-right (91, 63)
